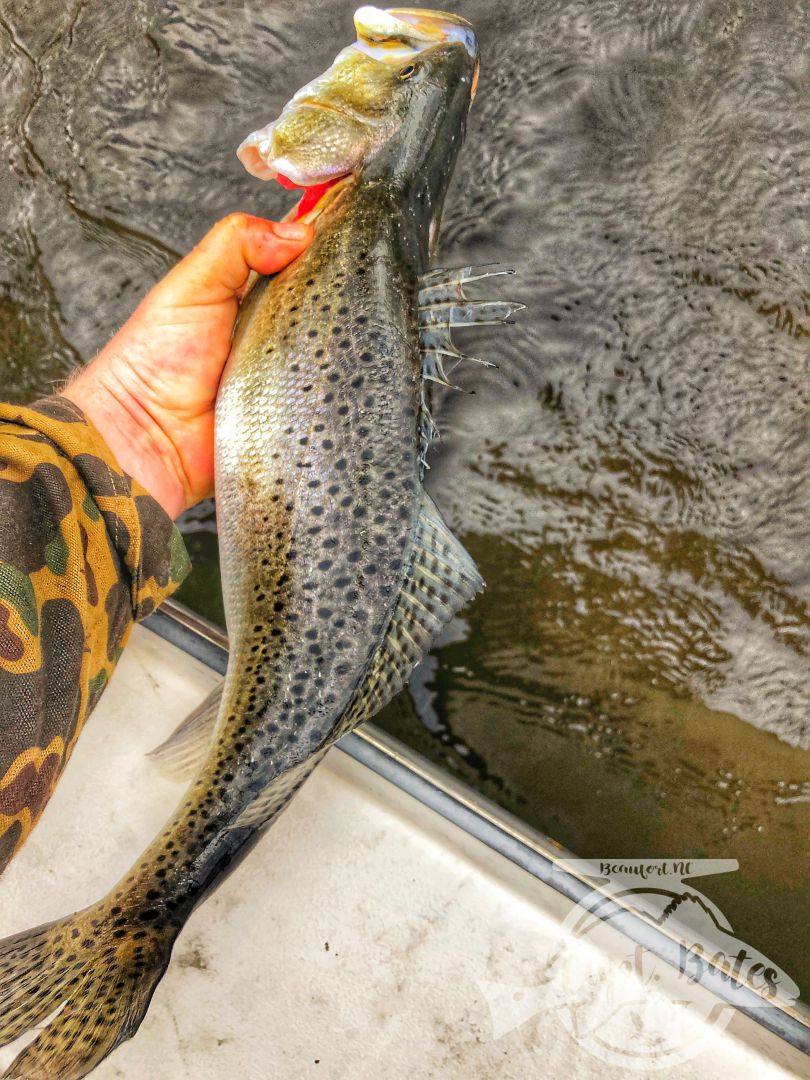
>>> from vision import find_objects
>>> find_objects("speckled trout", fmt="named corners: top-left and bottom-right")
top-left (0, 8), bottom-right (520, 1077)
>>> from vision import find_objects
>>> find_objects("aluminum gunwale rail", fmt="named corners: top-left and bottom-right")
top-left (144, 598), bottom-right (810, 1059)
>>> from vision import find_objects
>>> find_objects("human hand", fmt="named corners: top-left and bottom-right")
top-left (62, 214), bottom-right (313, 518)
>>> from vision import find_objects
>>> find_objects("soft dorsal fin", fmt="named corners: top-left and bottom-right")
top-left (334, 489), bottom-right (483, 740)
top-left (148, 683), bottom-right (223, 782)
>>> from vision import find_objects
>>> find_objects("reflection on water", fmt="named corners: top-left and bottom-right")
top-left (0, 0), bottom-right (808, 998)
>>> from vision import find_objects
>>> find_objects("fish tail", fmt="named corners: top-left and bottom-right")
top-left (0, 896), bottom-right (179, 1079)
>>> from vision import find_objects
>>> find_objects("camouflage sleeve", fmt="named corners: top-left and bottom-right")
top-left (0, 395), bottom-right (191, 873)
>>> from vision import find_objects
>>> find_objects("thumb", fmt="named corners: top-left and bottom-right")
top-left (153, 213), bottom-right (313, 308)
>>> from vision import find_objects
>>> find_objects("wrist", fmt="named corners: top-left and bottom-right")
top-left (61, 363), bottom-right (188, 520)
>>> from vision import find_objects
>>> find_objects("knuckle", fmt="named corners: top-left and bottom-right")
top-left (220, 212), bottom-right (250, 237)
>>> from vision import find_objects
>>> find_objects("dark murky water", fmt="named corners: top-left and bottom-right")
top-left (1, 0), bottom-right (808, 1000)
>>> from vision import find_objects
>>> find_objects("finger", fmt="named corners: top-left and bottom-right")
top-left (154, 214), bottom-right (313, 308)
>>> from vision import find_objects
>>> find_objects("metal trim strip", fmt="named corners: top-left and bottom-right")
top-left (144, 599), bottom-right (810, 1057)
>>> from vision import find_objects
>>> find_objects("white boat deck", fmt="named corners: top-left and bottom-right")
top-left (0, 624), bottom-right (806, 1079)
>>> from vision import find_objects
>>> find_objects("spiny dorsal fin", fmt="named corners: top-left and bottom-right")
top-left (417, 263), bottom-right (521, 468)
top-left (335, 490), bottom-right (484, 738)
top-left (147, 683), bottom-right (223, 782)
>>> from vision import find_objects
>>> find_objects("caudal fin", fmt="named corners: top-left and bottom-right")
top-left (0, 900), bottom-right (178, 1079)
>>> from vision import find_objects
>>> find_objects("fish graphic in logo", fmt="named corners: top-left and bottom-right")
top-left (479, 859), bottom-right (800, 1070)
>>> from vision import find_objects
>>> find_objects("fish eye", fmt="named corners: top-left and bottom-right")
top-left (398, 63), bottom-right (417, 80)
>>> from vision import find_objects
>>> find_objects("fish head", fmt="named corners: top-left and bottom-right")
top-left (238, 7), bottom-right (478, 233)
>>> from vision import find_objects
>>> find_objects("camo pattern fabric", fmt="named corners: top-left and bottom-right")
top-left (0, 395), bottom-right (190, 874)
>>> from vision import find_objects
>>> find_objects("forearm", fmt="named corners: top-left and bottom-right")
top-left (0, 396), bottom-right (190, 873)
